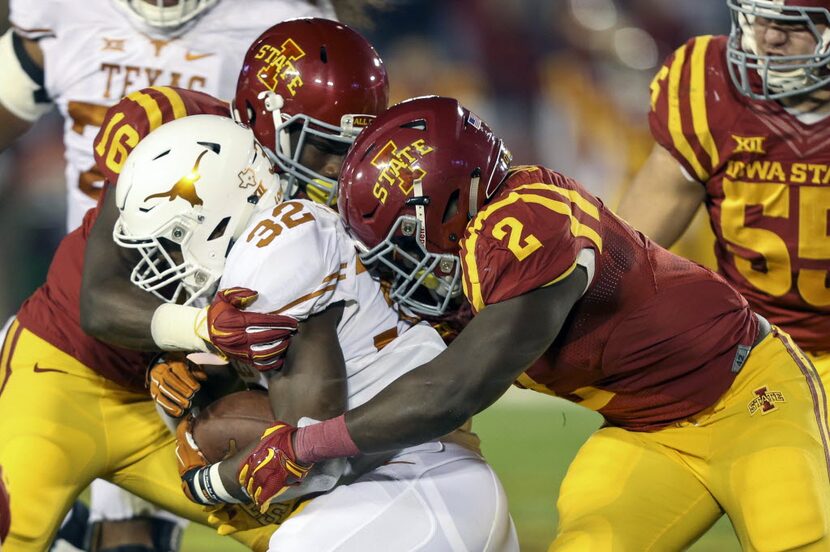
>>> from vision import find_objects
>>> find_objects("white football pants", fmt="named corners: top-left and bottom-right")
top-left (268, 441), bottom-right (519, 552)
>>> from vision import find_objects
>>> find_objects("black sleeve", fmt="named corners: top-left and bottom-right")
top-left (11, 31), bottom-right (48, 102)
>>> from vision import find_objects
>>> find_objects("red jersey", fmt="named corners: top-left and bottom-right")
top-left (93, 86), bottom-right (230, 184)
top-left (649, 35), bottom-right (830, 353)
top-left (459, 166), bottom-right (758, 430)
top-left (16, 87), bottom-right (229, 391)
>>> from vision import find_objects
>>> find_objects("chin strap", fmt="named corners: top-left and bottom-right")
top-left (468, 168), bottom-right (481, 219)
top-left (411, 179), bottom-right (428, 248)
top-left (258, 90), bottom-right (290, 158)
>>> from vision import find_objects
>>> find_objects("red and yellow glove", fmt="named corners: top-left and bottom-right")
top-left (148, 356), bottom-right (207, 418)
top-left (238, 423), bottom-right (313, 512)
top-left (207, 288), bottom-right (299, 372)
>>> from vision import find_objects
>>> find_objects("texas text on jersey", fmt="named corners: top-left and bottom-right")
top-left (9, 0), bottom-right (333, 229)
top-left (649, 35), bottom-right (830, 353)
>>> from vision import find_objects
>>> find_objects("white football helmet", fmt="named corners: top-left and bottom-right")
top-left (112, 0), bottom-right (219, 31)
top-left (113, 114), bottom-right (280, 305)
top-left (727, 0), bottom-right (830, 99)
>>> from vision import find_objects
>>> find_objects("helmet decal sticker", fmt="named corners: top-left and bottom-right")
top-left (143, 149), bottom-right (208, 207)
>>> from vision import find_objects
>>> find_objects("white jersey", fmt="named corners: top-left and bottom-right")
top-left (10, 0), bottom-right (336, 231)
top-left (217, 201), bottom-right (520, 552)
top-left (221, 200), bottom-right (447, 409)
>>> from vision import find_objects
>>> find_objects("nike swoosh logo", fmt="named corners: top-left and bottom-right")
top-left (33, 363), bottom-right (68, 375)
top-left (184, 51), bottom-right (215, 61)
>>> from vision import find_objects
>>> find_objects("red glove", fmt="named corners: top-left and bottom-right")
top-left (0, 466), bottom-right (9, 543)
top-left (238, 423), bottom-right (313, 512)
top-left (207, 288), bottom-right (299, 371)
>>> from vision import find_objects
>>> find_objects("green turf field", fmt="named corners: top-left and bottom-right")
top-left (181, 389), bottom-right (741, 551)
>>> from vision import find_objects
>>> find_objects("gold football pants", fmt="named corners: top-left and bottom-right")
top-left (807, 350), bottom-right (830, 403)
top-left (0, 321), bottom-right (272, 551)
top-left (553, 327), bottom-right (830, 551)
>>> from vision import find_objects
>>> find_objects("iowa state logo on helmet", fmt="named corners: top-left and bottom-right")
top-left (254, 38), bottom-right (306, 97)
top-left (370, 139), bottom-right (434, 204)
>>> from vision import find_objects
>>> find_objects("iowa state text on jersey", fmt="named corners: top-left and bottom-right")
top-left (650, 35), bottom-right (830, 353)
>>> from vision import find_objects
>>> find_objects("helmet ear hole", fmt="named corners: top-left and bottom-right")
top-left (400, 119), bottom-right (427, 131)
top-left (320, 45), bottom-right (328, 63)
top-left (196, 141), bottom-right (221, 154)
top-left (359, 142), bottom-right (378, 162)
top-left (207, 216), bottom-right (231, 242)
top-left (246, 101), bottom-right (256, 126)
top-left (442, 189), bottom-right (460, 224)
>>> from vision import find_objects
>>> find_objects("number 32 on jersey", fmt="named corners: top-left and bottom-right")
top-left (247, 201), bottom-right (315, 248)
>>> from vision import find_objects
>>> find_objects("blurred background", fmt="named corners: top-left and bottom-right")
top-left (0, 0), bottom-right (736, 550)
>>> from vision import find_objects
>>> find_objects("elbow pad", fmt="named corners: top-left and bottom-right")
top-left (0, 29), bottom-right (51, 122)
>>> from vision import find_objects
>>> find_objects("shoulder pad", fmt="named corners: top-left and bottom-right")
top-left (649, 35), bottom-right (734, 182)
top-left (94, 87), bottom-right (229, 183)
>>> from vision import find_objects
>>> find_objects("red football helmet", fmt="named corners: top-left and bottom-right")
top-left (727, 0), bottom-right (830, 99)
top-left (338, 96), bottom-right (512, 317)
top-left (234, 18), bottom-right (389, 205)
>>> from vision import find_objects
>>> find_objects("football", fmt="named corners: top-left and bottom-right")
top-left (191, 389), bottom-right (274, 462)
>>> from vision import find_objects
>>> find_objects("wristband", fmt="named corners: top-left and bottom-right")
top-left (0, 30), bottom-right (50, 122)
top-left (183, 464), bottom-right (241, 505)
top-left (151, 303), bottom-right (210, 352)
top-left (293, 414), bottom-right (360, 464)
top-left (208, 463), bottom-right (241, 504)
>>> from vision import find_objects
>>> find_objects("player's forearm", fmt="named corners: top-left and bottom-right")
top-left (0, 105), bottom-right (32, 151)
top-left (344, 309), bottom-right (541, 453)
top-left (80, 278), bottom-right (161, 350)
top-left (346, 364), bottom-right (483, 452)
top-left (268, 304), bottom-right (348, 424)
top-left (292, 270), bottom-right (587, 460)
top-left (289, 355), bottom-right (514, 460)
top-left (217, 441), bottom-right (259, 502)
top-left (81, 186), bottom-right (210, 352)
top-left (616, 184), bottom-right (691, 248)
top-left (0, 32), bottom-right (46, 150)
top-left (617, 193), bottom-right (697, 248)
top-left (616, 145), bottom-right (705, 248)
